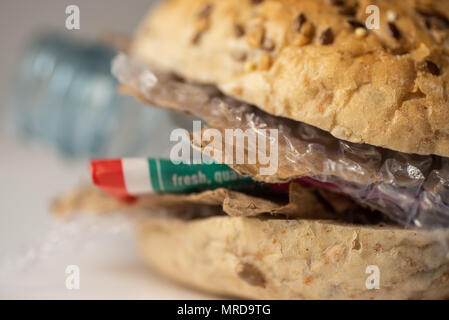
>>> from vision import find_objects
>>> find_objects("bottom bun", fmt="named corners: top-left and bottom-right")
top-left (138, 216), bottom-right (449, 299)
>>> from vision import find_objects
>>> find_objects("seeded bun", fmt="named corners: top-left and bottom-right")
top-left (138, 215), bottom-right (449, 299)
top-left (131, 0), bottom-right (449, 157)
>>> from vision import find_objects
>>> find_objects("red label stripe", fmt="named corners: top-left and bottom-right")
top-left (90, 159), bottom-right (136, 202)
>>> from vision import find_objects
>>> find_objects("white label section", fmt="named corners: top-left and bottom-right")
top-left (122, 158), bottom-right (153, 195)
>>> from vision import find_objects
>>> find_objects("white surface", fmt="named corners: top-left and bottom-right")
top-left (0, 133), bottom-right (212, 299)
top-left (0, 0), bottom-right (214, 300)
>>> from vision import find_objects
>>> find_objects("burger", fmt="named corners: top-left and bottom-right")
top-left (54, 0), bottom-right (449, 299)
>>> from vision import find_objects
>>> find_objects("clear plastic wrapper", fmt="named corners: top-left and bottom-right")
top-left (0, 213), bottom-right (133, 286)
top-left (0, 209), bottom-right (217, 298)
top-left (112, 54), bottom-right (449, 229)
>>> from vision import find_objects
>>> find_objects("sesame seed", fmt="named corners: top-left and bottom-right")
top-left (355, 27), bottom-right (367, 37)
top-left (347, 19), bottom-right (365, 29)
top-left (329, 0), bottom-right (345, 6)
top-left (425, 60), bottom-right (441, 76)
top-left (319, 27), bottom-right (334, 45)
top-left (295, 13), bottom-right (307, 32)
top-left (387, 10), bottom-right (397, 22)
top-left (234, 24), bottom-right (245, 37)
top-left (387, 22), bottom-right (401, 39)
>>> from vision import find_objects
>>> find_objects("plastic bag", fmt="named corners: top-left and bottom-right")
top-left (112, 54), bottom-right (449, 228)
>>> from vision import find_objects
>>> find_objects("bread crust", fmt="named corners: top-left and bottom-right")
top-left (131, 0), bottom-right (449, 156)
top-left (138, 216), bottom-right (449, 299)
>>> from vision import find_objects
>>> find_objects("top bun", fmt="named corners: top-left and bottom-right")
top-left (130, 0), bottom-right (449, 157)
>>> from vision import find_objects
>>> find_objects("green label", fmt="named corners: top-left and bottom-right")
top-left (147, 159), bottom-right (255, 194)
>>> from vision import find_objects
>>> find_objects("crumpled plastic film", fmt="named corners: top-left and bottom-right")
top-left (0, 213), bottom-right (134, 286)
top-left (112, 54), bottom-right (449, 228)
